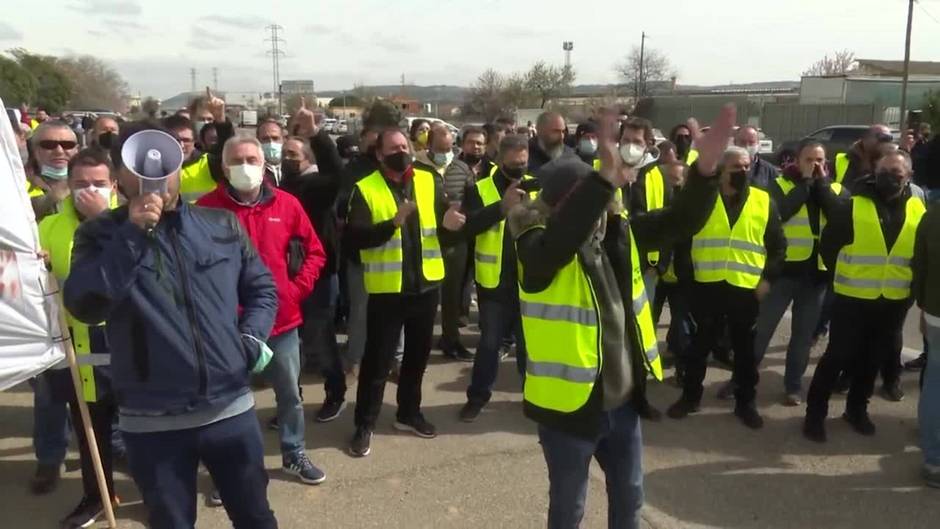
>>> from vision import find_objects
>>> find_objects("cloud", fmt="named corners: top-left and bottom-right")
top-left (302, 23), bottom-right (335, 35)
top-left (87, 29), bottom-right (107, 38)
top-left (69, 0), bottom-right (142, 16)
top-left (187, 28), bottom-right (230, 51)
top-left (199, 15), bottom-right (269, 30)
top-left (103, 18), bottom-right (148, 31)
top-left (0, 22), bottom-right (22, 41)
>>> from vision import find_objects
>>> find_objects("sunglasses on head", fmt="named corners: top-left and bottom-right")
top-left (38, 140), bottom-right (78, 150)
top-left (874, 133), bottom-right (893, 143)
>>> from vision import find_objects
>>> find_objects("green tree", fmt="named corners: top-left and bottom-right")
top-left (363, 98), bottom-right (403, 128)
top-left (923, 90), bottom-right (940, 135)
top-left (55, 55), bottom-right (128, 111)
top-left (0, 55), bottom-right (37, 106)
top-left (8, 49), bottom-right (71, 113)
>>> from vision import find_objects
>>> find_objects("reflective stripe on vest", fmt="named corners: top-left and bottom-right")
top-left (832, 195), bottom-right (925, 300)
top-left (356, 169), bottom-right (444, 294)
top-left (691, 188), bottom-right (770, 290)
top-left (834, 153), bottom-right (849, 184)
top-left (38, 198), bottom-right (114, 402)
top-left (776, 176), bottom-right (814, 263)
top-left (627, 225), bottom-right (663, 380)
top-left (179, 154), bottom-right (217, 203)
top-left (643, 165), bottom-right (666, 266)
top-left (474, 174), bottom-right (536, 288)
top-left (519, 253), bottom-right (601, 413)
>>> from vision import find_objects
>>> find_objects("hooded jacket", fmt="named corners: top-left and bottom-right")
top-left (509, 161), bottom-right (717, 438)
top-left (198, 183), bottom-right (325, 336)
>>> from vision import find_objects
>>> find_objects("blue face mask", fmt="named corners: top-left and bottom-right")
top-left (41, 164), bottom-right (68, 180)
top-left (431, 151), bottom-right (454, 167)
top-left (262, 142), bottom-right (283, 164)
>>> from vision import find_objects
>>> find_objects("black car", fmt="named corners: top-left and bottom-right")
top-left (774, 125), bottom-right (900, 165)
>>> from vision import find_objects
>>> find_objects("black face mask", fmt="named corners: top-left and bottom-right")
top-left (97, 131), bottom-right (115, 150)
top-left (281, 159), bottom-right (302, 177)
top-left (674, 136), bottom-right (691, 157)
top-left (874, 171), bottom-right (904, 199)
top-left (463, 153), bottom-right (482, 166)
top-left (502, 165), bottom-right (526, 180)
top-left (730, 170), bottom-right (748, 191)
top-left (384, 151), bottom-right (412, 173)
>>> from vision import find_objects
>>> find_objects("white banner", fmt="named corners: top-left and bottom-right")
top-left (0, 97), bottom-right (65, 391)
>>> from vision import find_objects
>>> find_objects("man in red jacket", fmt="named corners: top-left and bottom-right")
top-left (198, 136), bottom-right (327, 485)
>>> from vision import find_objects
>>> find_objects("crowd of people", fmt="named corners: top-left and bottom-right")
top-left (8, 92), bottom-right (940, 529)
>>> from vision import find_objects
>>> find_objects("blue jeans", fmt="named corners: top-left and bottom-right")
top-left (753, 277), bottom-right (828, 393)
top-left (263, 329), bottom-right (305, 457)
top-left (123, 410), bottom-right (277, 529)
top-left (538, 403), bottom-right (643, 529)
top-left (31, 372), bottom-right (70, 466)
top-left (467, 295), bottom-right (526, 404)
top-left (303, 274), bottom-right (346, 401)
top-left (920, 317), bottom-right (940, 467)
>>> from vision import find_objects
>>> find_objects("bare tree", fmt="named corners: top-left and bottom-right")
top-left (802, 50), bottom-right (856, 76)
top-left (615, 46), bottom-right (674, 98)
top-left (56, 55), bottom-right (129, 111)
top-left (525, 61), bottom-right (575, 108)
top-left (463, 69), bottom-right (508, 121)
top-left (141, 97), bottom-right (160, 118)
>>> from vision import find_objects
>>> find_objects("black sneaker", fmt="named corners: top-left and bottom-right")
top-left (924, 465), bottom-right (940, 489)
top-left (666, 398), bottom-right (701, 419)
top-left (349, 427), bottom-right (373, 457)
top-left (716, 380), bottom-right (737, 401)
top-left (206, 489), bottom-right (223, 507)
top-left (842, 410), bottom-right (876, 436)
top-left (880, 384), bottom-right (905, 402)
top-left (498, 344), bottom-right (512, 362)
top-left (442, 344), bottom-right (476, 362)
top-left (905, 353), bottom-right (927, 372)
top-left (315, 399), bottom-right (346, 423)
top-left (803, 416), bottom-right (827, 443)
top-left (283, 452), bottom-right (326, 485)
top-left (30, 462), bottom-right (60, 495)
top-left (459, 401), bottom-right (484, 423)
top-left (734, 404), bottom-right (764, 430)
top-left (268, 416), bottom-right (279, 431)
top-left (61, 495), bottom-right (109, 528)
top-left (394, 414), bottom-right (438, 438)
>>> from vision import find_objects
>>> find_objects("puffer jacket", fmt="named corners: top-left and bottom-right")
top-left (64, 202), bottom-right (278, 415)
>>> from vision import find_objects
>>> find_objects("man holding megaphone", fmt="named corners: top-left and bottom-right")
top-left (63, 121), bottom-right (280, 529)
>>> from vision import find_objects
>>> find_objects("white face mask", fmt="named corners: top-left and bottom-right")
top-left (745, 144), bottom-right (760, 158)
top-left (619, 143), bottom-right (646, 167)
top-left (228, 163), bottom-right (264, 192)
top-left (76, 185), bottom-right (112, 204)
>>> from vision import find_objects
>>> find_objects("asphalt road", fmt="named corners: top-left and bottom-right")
top-left (0, 306), bottom-right (936, 528)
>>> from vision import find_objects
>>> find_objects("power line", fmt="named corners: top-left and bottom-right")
top-left (915, 0), bottom-right (940, 25)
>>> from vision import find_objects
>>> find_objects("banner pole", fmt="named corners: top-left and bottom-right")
top-left (50, 276), bottom-right (117, 528)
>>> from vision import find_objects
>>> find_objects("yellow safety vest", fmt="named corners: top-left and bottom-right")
top-left (685, 149), bottom-right (699, 165)
top-left (834, 153), bottom-right (849, 184)
top-left (833, 195), bottom-right (925, 300)
top-left (474, 174), bottom-right (536, 288)
top-left (27, 180), bottom-right (45, 198)
top-left (179, 153), bottom-right (217, 203)
top-left (776, 176), bottom-right (844, 271)
top-left (691, 188), bottom-right (771, 290)
top-left (592, 158), bottom-right (628, 212)
top-left (356, 169), bottom-right (444, 294)
top-left (641, 165), bottom-right (666, 266)
top-left (38, 197), bottom-right (115, 402)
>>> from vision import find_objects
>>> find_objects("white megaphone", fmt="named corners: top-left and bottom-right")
top-left (120, 129), bottom-right (184, 196)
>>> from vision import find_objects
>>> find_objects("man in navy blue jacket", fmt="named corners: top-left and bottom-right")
top-left (64, 120), bottom-right (279, 529)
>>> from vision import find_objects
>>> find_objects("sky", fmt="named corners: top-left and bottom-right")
top-left (3, 0), bottom-right (940, 100)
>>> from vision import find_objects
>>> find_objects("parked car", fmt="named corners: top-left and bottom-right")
top-left (335, 120), bottom-right (348, 134)
top-left (322, 118), bottom-right (337, 133)
top-left (401, 117), bottom-right (460, 144)
top-left (774, 125), bottom-right (901, 165)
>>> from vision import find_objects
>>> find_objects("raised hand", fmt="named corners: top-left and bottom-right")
top-left (206, 87), bottom-right (225, 122)
top-left (128, 193), bottom-right (164, 232)
top-left (500, 180), bottom-right (526, 214)
top-left (596, 109), bottom-right (636, 188)
top-left (294, 96), bottom-right (318, 137)
top-left (694, 104), bottom-right (737, 177)
top-left (393, 200), bottom-right (417, 227)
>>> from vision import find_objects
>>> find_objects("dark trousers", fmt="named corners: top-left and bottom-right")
top-left (682, 283), bottom-right (760, 405)
top-left (806, 295), bottom-right (910, 420)
top-left (538, 403), bottom-right (643, 529)
top-left (652, 281), bottom-right (694, 366)
top-left (122, 410), bottom-right (277, 529)
top-left (440, 242), bottom-right (471, 347)
top-left (66, 391), bottom-right (115, 501)
top-left (355, 289), bottom-right (439, 428)
top-left (467, 295), bottom-right (526, 404)
top-left (302, 274), bottom-right (346, 401)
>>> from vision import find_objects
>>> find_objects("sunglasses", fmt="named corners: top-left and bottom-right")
top-left (38, 140), bottom-right (78, 150)
top-left (874, 133), bottom-right (893, 143)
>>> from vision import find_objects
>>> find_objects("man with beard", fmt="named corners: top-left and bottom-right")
top-left (528, 111), bottom-right (576, 174)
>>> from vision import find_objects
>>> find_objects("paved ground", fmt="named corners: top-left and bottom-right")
top-left (0, 307), bottom-right (937, 528)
